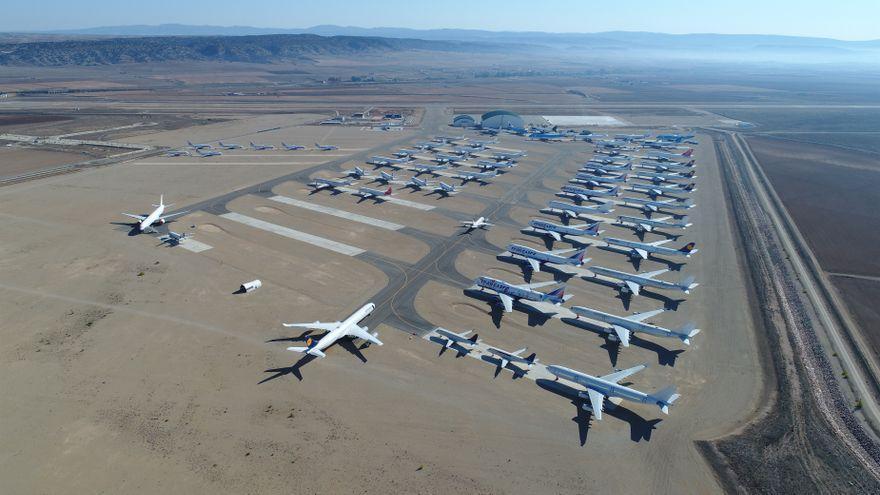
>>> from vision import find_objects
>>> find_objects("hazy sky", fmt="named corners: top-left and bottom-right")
top-left (3, 0), bottom-right (879, 41)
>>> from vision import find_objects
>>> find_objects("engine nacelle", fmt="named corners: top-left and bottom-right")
top-left (157, 218), bottom-right (166, 225)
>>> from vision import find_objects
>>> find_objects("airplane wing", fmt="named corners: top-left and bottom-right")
top-left (611, 325), bottom-right (631, 347)
top-left (626, 308), bottom-right (665, 323)
top-left (282, 320), bottom-right (342, 331)
top-left (548, 231), bottom-right (562, 241)
top-left (642, 268), bottom-right (669, 279)
top-left (600, 364), bottom-right (647, 383)
top-left (624, 280), bottom-right (642, 296)
top-left (498, 294), bottom-right (514, 313)
top-left (526, 258), bottom-right (540, 273)
top-left (159, 210), bottom-right (189, 220)
top-left (122, 213), bottom-right (147, 221)
top-left (649, 239), bottom-right (673, 247)
top-left (587, 389), bottom-right (605, 420)
top-left (634, 248), bottom-right (649, 259)
top-left (348, 325), bottom-right (383, 346)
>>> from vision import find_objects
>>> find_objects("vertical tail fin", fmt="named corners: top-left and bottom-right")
top-left (547, 285), bottom-right (566, 302)
top-left (679, 242), bottom-right (696, 253)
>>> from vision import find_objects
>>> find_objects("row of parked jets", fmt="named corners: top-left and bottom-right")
top-left (280, 132), bottom-right (701, 421)
top-left (166, 141), bottom-right (340, 157)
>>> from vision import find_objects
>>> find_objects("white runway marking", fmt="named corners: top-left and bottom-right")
top-left (268, 195), bottom-right (404, 231)
top-left (337, 187), bottom-right (435, 211)
top-left (219, 212), bottom-right (365, 256)
top-left (177, 239), bottom-right (213, 253)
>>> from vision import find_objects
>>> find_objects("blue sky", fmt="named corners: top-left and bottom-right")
top-left (4, 0), bottom-right (879, 40)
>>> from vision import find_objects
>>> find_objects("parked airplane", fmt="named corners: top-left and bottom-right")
top-left (623, 196), bottom-right (695, 213)
top-left (642, 149), bottom-right (694, 162)
top-left (368, 155), bottom-right (410, 168)
top-left (315, 143), bottom-right (338, 151)
top-left (571, 172), bottom-right (628, 186)
top-left (630, 182), bottom-right (696, 199)
top-left (433, 182), bottom-right (463, 196)
top-left (588, 266), bottom-right (698, 295)
top-left (250, 141), bottom-right (275, 150)
top-left (454, 170), bottom-right (497, 184)
top-left (461, 217), bottom-right (493, 231)
top-left (404, 176), bottom-right (433, 190)
top-left (633, 170), bottom-right (697, 184)
top-left (528, 219), bottom-right (600, 242)
top-left (309, 177), bottom-right (353, 191)
top-left (415, 141), bottom-right (439, 150)
top-left (543, 200), bottom-right (613, 220)
top-left (604, 237), bottom-right (698, 260)
top-left (485, 346), bottom-right (538, 371)
top-left (374, 171), bottom-right (397, 184)
top-left (283, 302), bottom-right (382, 358)
top-left (433, 153), bottom-right (462, 164)
top-left (218, 141), bottom-right (242, 149)
top-left (617, 215), bottom-right (692, 233)
top-left (409, 163), bottom-right (448, 176)
top-left (166, 150), bottom-right (190, 157)
top-left (546, 364), bottom-right (680, 419)
top-left (354, 185), bottom-right (393, 201)
top-left (492, 151), bottom-right (526, 160)
top-left (197, 149), bottom-right (222, 157)
top-left (475, 276), bottom-right (570, 313)
top-left (475, 159), bottom-right (516, 171)
top-left (505, 243), bottom-right (589, 272)
top-left (394, 148), bottom-right (420, 157)
top-left (559, 185), bottom-right (620, 201)
top-left (343, 166), bottom-right (370, 179)
top-left (158, 231), bottom-right (190, 245)
top-left (529, 131), bottom-right (566, 141)
top-left (615, 133), bottom-right (650, 141)
top-left (656, 133), bottom-right (695, 143)
top-left (187, 140), bottom-right (212, 150)
top-left (571, 305), bottom-right (700, 346)
top-left (282, 142), bottom-right (306, 150)
top-left (434, 328), bottom-right (481, 349)
top-left (469, 139), bottom-right (497, 147)
top-left (122, 195), bottom-right (188, 233)
top-left (580, 163), bottom-right (632, 175)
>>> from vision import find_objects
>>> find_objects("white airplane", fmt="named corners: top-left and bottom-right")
top-left (559, 185), bottom-right (620, 201)
top-left (409, 163), bottom-right (448, 176)
top-left (158, 230), bottom-right (190, 245)
top-left (373, 171), bottom-right (398, 184)
top-left (250, 141), bottom-right (275, 150)
top-left (546, 364), bottom-right (680, 420)
top-left (282, 142), bottom-right (306, 150)
top-left (394, 148), bottom-right (420, 157)
top-left (454, 170), bottom-right (497, 185)
top-left (633, 170), bottom-right (696, 184)
top-left (475, 159), bottom-right (516, 171)
top-left (617, 215), bottom-right (692, 234)
top-left (542, 200), bottom-right (613, 220)
top-left (368, 156), bottom-right (410, 169)
top-left (432, 153), bottom-right (461, 164)
top-left (122, 195), bottom-right (189, 233)
top-left (343, 165), bottom-right (371, 179)
top-left (485, 346), bottom-right (538, 372)
top-left (570, 305), bottom-right (700, 346)
top-left (404, 176), bottom-right (433, 190)
top-left (604, 237), bottom-right (698, 260)
top-left (283, 302), bottom-right (382, 358)
top-left (461, 217), bottom-right (493, 231)
top-left (218, 141), bottom-right (243, 149)
top-left (434, 328), bottom-right (481, 349)
top-left (623, 196), bottom-right (695, 213)
top-left (474, 276), bottom-right (570, 313)
top-left (432, 182), bottom-right (463, 196)
top-left (639, 149), bottom-right (694, 162)
top-left (571, 172), bottom-right (628, 187)
top-left (630, 183), bottom-right (696, 199)
top-left (309, 177), bottom-right (353, 191)
top-left (315, 143), bottom-right (338, 151)
top-left (635, 160), bottom-right (695, 172)
top-left (505, 243), bottom-right (589, 272)
top-left (166, 150), bottom-right (190, 157)
top-left (197, 149), bottom-right (222, 157)
top-left (493, 151), bottom-right (525, 160)
top-left (187, 140), bottom-right (212, 150)
top-left (354, 185), bottom-right (393, 201)
top-left (587, 266), bottom-right (698, 295)
top-left (526, 219), bottom-right (600, 242)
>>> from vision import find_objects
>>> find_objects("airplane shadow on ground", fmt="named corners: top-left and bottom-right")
top-left (560, 317), bottom-right (684, 367)
top-left (480, 355), bottom-right (528, 380)
top-left (463, 288), bottom-right (554, 329)
top-left (428, 336), bottom-right (473, 359)
top-left (259, 336), bottom-right (371, 383)
top-left (536, 379), bottom-right (662, 445)
top-left (110, 221), bottom-right (142, 237)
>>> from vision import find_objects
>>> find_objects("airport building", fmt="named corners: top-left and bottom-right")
top-left (480, 110), bottom-right (523, 130)
top-left (451, 114), bottom-right (476, 127)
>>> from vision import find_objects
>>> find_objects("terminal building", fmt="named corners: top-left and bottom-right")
top-left (480, 110), bottom-right (523, 130)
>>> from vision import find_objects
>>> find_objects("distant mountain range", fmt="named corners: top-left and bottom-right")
top-left (1, 25), bottom-right (878, 66)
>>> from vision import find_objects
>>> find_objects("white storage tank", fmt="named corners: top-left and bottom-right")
top-left (240, 280), bottom-right (262, 293)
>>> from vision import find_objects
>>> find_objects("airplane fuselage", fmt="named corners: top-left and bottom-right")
top-left (547, 365), bottom-right (653, 405)
top-left (476, 276), bottom-right (557, 304)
